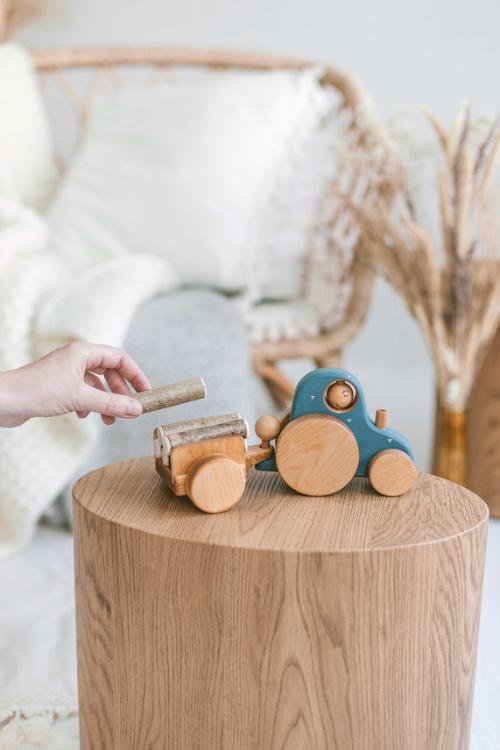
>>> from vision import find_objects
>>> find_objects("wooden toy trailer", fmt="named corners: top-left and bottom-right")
top-left (154, 413), bottom-right (276, 513)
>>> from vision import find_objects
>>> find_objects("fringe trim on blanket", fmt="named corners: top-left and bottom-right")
top-left (0, 705), bottom-right (76, 750)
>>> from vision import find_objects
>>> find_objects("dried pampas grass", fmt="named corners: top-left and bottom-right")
top-left (346, 104), bottom-right (500, 413)
top-left (0, 0), bottom-right (56, 41)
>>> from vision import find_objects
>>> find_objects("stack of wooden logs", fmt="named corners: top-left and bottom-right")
top-left (154, 414), bottom-right (249, 467)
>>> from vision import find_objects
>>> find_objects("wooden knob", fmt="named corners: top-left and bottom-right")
top-left (325, 381), bottom-right (356, 411)
top-left (255, 415), bottom-right (281, 448)
top-left (375, 409), bottom-right (387, 429)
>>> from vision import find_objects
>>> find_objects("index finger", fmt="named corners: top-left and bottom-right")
top-left (83, 345), bottom-right (151, 392)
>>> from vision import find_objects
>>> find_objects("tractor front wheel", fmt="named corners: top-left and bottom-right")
top-left (368, 449), bottom-right (417, 496)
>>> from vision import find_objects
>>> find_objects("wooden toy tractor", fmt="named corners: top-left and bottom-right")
top-left (152, 368), bottom-right (417, 513)
top-left (253, 367), bottom-right (417, 498)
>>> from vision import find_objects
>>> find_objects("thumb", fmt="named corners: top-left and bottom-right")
top-left (79, 385), bottom-right (143, 418)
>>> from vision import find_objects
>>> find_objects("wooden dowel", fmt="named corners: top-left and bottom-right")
top-left (165, 418), bottom-right (248, 452)
top-left (156, 414), bottom-right (246, 463)
top-left (375, 409), bottom-right (387, 429)
top-left (158, 413), bottom-right (241, 438)
top-left (135, 378), bottom-right (206, 413)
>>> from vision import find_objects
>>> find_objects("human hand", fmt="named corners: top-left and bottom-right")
top-left (0, 342), bottom-right (151, 428)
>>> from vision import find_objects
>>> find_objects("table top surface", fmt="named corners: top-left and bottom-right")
top-left (73, 457), bottom-right (488, 553)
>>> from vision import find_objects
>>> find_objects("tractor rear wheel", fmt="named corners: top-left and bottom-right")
top-left (276, 414), bottom-right (359, 496)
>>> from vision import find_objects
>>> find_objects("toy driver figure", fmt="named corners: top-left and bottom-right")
top-left (325, 380), bottom-right (356, 411)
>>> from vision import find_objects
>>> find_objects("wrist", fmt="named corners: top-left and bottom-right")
top-left (0, 368), bottom-right (32, 427)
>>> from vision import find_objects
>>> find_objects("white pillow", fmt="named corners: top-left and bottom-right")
top-left (48, 69), bottom-right (329, 294)
top-left (253, 87), bottom-right (340, 301)
top-left (0, 43), bottom-right (57, 209)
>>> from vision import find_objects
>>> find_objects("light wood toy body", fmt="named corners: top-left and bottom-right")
top-left (154, 414), bottom-right (275, 513)
top-left (153, 368), bottom-right (418, 513)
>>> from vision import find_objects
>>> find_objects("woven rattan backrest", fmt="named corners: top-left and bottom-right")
top-left (32, 47), bottom-right (387, 171)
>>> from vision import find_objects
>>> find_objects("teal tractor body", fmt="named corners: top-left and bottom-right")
top-left (255, 368), bottom-right (416, 495)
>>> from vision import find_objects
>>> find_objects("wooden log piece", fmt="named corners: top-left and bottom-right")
top-left (160, 417), bottom-right (248, 459)
top-left (134, 377), bottom-right (206, 413)
top-left (155, 414), bottom-right (233, 461)
top-left (158, 412), bottom-right (240, 438)
top-left (155, 414), bottom-right (241, 463)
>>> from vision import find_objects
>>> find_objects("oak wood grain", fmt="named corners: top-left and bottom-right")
top-left (73, 458), bottom-right (488, 750)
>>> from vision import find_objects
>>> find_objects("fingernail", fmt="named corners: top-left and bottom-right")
top-left (126, 399), bottom-right (142, 416)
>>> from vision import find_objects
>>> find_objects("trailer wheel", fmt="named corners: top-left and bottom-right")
top-left (185, 454), bottom-right (246, 513)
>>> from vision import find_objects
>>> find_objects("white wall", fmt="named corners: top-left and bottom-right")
top-left (22, 0), bottom-right (500, 120)
top-left (20, 0), bottom-right (500, 469)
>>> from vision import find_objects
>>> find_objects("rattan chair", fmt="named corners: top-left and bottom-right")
top-left (32, 47), bottom-right (398, 404)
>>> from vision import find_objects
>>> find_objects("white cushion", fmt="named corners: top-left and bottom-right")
top-left (0, 43), bottom-right (57, 209)
top-left (47, 68), bottom-right (329, 294)
top-left (253, 86), bottom-right (339, 301)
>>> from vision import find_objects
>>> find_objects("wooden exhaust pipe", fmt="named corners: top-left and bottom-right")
top-left (134, 377), bottom-right (206, 414)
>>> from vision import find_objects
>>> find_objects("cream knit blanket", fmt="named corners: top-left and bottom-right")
top-left (0, 192), bottom-right (179, 556)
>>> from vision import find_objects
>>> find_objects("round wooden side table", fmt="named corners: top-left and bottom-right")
top-left (73, 458), bottom-right (488, 750)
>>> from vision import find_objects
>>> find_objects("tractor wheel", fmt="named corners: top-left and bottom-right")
top-left (185, 454), bottom-right (246, 513)
top-left (276, 414), bottom-right (359, 496)
top-left (368, 449), bottom-right (417, 496)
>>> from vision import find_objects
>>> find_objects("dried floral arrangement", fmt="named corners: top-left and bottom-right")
top-left (344, 104), bottom-right (500, 483)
